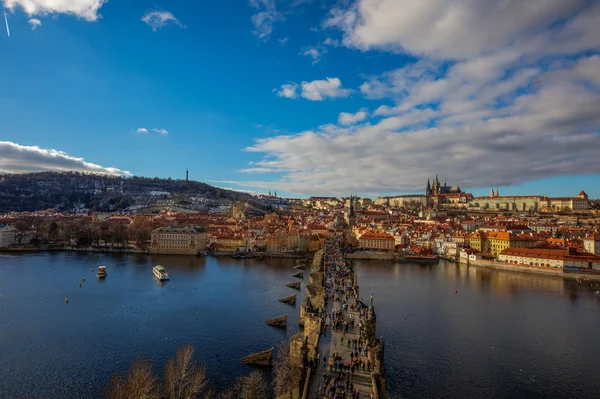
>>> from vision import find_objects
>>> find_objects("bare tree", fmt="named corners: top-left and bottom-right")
top-left (14, 221), bottom-right (31, 245)
top-left (164, 345), bottom-right (209, 399)
top-left (239, 371), bottom-right (269, 399)
top-left (106, 359), bottom-right (159, 399)
top-left (272, 342), bottom-right (302, 399)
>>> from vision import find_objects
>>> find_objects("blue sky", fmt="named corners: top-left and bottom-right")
top-left (0, 0), bottom-right (599, 199)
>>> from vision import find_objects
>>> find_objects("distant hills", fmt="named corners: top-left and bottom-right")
top-left (0, 172), bottom-right (272, 215)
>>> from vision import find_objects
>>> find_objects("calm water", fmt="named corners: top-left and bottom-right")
top-left (1, 254), bottom-right (599, 398)
top-left (0, 253), bottom-right (305, 398)
top-left (353, 260), bottom-right (600, 399)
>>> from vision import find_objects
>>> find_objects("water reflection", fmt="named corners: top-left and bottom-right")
top-left (0, 253), bottom-right (304, 399)
top-left (353, 259), bottom-right (600, 399)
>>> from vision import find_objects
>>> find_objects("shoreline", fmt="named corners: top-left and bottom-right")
top-left (347, 251), bottom-right (600, 282)
top-left (0, 246), bottom-right (314, 259)
top-left (462, 258), bottom-right (600, 282)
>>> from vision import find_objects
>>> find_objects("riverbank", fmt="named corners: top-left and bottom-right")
top-left (463, 258), bottom-right (600, 282)
top-left (0, 246), bottom-right (315, 259)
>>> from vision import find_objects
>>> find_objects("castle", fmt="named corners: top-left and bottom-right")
top-left (426, 175), bottom-right (462, 196)
top-left (375, 176), bottom-right (472, 208)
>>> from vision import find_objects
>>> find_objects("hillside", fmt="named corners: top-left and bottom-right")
top-left (0, 172), bottom-right (271, 214)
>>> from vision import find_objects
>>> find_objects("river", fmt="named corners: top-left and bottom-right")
top-left (0, 253), bottom-right (599, 398)
top-left (352, 259), bottom-right (600, 399)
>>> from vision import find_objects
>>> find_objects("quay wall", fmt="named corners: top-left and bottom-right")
top-left (464, 258), bottom-right (600, 282)
top-left (346, 252), bottom-right (395, 260)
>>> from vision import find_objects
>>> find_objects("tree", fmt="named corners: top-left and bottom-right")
top-left (272, 342), bottom-right (302, 399)
top-left (163, 345), bottom-right (209, 399)
top-left (48, 221), bottom-right (61, 243)
top-left (223, 371), bottom-right (269, 399)
top-left (14, 221), bottom-right (31, 245)
top-left (106, 359), bottom-right (159, 399)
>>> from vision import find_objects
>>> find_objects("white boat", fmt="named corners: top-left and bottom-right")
top-left (153, 265), bottom-right (169, 281)
top-left (96, 266), bottom-right (107, 279)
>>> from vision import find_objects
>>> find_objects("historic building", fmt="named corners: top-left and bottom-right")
top-left (375, 176), bottom-right (470, 208)
top-left (583, 234), bottom-right (600, 255)
top-left (150, 226), bottom-right (208, 255)
top-left (473, 190), bottom-right (589, 212)
top-left (540, 191), bottom-right (589, 211)
top-left (472, 194), bottom-right (543, 212)
top-left (358, 230), bottom-right (395, 251)
top-left (469, 231), bottom-right (537, 257)
top-left (499, 247), bottom-right (600, 269)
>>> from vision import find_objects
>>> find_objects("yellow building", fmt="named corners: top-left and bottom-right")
top-left (150, 226), bottom-right (207, 255)
top-left (488, 232), bottom-right (536, 257)
top-left (469, 231), bottom-right (536, 257)
top-left (213, 235), bottom-right (244, 251)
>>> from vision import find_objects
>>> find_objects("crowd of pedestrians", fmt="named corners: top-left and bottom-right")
top-left (315, 237), bottom-right (376, 399)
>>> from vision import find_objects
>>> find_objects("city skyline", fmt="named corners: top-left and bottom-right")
top-left (1, 0), bottom-right (599, 198)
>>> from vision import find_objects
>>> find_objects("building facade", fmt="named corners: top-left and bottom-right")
top-left (0, 225), bottom-right (16, 247)
top-left (150, 226), bottom-right (208, 255)
top-left (583, 234), bottom-right (600, 255)
top-left (540, 191), bottom-right (589, 211)
top-left (358, 231), bottom-right (395, 251)
top-left (499, 247), bottom-right (600, 269)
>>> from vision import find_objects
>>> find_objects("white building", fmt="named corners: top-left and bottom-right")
top-left (0, 225), bottom-right (16, 247)
top-left (583, 234), bottom-right (600, 256)
top-left (499, 247), bottom-right (600, 269)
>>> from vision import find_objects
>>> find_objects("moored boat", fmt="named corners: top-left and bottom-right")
top-left (153, 265), bottom-right (170, 281)
top-left (96, 266), bottom-right (107, 279)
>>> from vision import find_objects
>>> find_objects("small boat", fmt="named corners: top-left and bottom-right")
top-left (96, 266), bottom-right (107, 279)
top-left (233, 252), bottom-right (253, 259)
top-left (153, 265), bottom-right (170, 281)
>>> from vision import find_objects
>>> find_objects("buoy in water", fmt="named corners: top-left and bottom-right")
top-left (79, 282), bottom-right (82, 287)
top-left (65, 297), bottom-right (69, 304)
top-left (91, 268), bottom-right (94, 272)
top-left (82, 277), bottom-right (86, 282)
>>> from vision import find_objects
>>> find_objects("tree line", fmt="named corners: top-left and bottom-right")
top-left (12, 217), bottom-right (162, 249)
top-left (106, 343), bottom-right (302, 399)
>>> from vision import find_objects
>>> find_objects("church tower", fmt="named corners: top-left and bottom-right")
top-left (186, 169), bottom-right (189, 181)
top-left (426, 179), bottom-right (431, 196)
top-left (345, 194), bottom-right (356, 227)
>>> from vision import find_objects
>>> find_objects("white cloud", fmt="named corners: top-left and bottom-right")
top-left (237, 1), bottom-right (600, 196)
top-left (278, 36), bottom-right (289, 46)
top-left (4, 0), bottom-right (107, 21)
top-left (141, 10), bottom-right (183, 31)
top-left (152, 128), bottom-right (169, 135)
top-left (275, 78), bottom-right (353, 101)
top-left (0, 141), bottom-right (131, 176)
top-left (239, 53), bottom-right (600, 196)
top-left (323, 38), bottom-right (339, 47)
top-left (136, 128), bottom-right (148, 134)
top-left (249, 0), bottom-right (283, 40)
top-left (28, 18), bottom-right (41, 29)
top-left (300, 46), bottom-right (323, 64)
top-left (323, 0), bottom-right (598, 60)
top-left (300, 77), bottom-right (352, 101)
top-left (338, 109), bottom-right (368, 125)
top-left (274, 83), bottom-right (299, 99)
